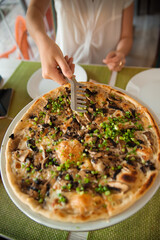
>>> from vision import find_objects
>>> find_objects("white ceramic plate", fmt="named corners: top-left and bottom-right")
top-left (126, 69), bottom-right (160, 121)
top-left (1, 86), bottom-right (160, 231)
top-left (27, 64), bottom-right (87, 99)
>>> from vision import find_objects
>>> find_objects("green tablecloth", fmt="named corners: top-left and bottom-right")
top-left (1, 61), bottom-right (159, 240)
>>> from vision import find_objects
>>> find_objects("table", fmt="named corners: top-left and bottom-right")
top-left (0, 59), bottom-right (160, 240)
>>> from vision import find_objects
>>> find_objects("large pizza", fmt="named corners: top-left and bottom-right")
top-left (6, 82), bottom-right (160, 223)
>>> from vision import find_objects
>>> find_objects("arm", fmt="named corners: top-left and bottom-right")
top-left (103, 2), bottom-right (134, 71)
top-left (26, 0), bottom-right (74, 84)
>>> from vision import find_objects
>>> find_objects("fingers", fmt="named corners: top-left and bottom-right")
top-left (105, 51), bottom-right (116, 62)
top-left (39, 40), bottom-right (74, 85)
top-left (107, 58), bottom-right (126, 72)
top-left (42, 65), bottom-right (68, 85)
top-left (58, 56), bottom-right (73, 79)
top-left (103, 51), bottom-right (126, 72)
top-left (42, 55), bottom-right (75, 85)
top-left (64, 55), bottom-right (75, 74)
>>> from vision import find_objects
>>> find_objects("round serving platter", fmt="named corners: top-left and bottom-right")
top-left (1, 85), bottom-right (160, 231)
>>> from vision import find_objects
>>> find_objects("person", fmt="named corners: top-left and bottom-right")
top-left (26, 0), bottom-right (134, 85)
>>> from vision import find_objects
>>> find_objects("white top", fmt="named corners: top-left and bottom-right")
top-left (54, 0), bottom-right (133, 64)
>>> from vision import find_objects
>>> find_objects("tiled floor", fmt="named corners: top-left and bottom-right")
top-left (0, 1), bottom-right (160, 67)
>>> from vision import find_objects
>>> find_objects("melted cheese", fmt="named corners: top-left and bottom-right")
top-left (55, 139), bottom-right (84, 163)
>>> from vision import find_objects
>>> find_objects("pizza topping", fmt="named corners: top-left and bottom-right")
top-left (9, 133), bottom-right (14, 139)
top-left (15, 149), bottom-right (31, 162)
top-left (58, 193), bottom-right (68, 204)
top-left (107, 181), bottom-right (129, 193)
top-left (27, 138), bottom-right (39, 152)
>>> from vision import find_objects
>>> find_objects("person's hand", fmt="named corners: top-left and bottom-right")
top-left (38, 35), bottom-right (75, 85)
top-left (103, 51), bottom-right (126, 72)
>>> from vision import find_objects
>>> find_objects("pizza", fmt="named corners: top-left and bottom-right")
top-left (5, 82), bottom-right (160, 223)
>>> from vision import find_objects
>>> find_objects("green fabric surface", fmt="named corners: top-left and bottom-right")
top-left (0, 61), bottom-right (156, 240)
top-left (81, 64), bottom-right (112, 84)
top-left (115, 66), bottom-right (148, 90)
top-left (81, 64), bottom-right (148, 90)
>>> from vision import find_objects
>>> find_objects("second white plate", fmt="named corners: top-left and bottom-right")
top-left (126, 69), bottom-right (160, 121)
top-left (27, 64), bottom-right (87, 99)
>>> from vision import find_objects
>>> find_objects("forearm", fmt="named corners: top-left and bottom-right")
top-left (26, 0), bottom-right (50, 47)
top-left (116, 37), bottom-right (133, 57)
top-left (26, 0), bottom-right (73, 84)
top-left (116, 2), bottom-right (134, 57)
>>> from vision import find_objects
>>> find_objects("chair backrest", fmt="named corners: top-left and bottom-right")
top-left (0, 16), bottom-right (34, 60)
top-left (15, 15), bottom-right (33, 60)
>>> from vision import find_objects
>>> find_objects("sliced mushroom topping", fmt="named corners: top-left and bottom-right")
top-left (77, 129), bottom-right (85, 138)
top-left (71, 117), bottom-right (81, 131)
top-left (108, 93), bottom-right (122, 102)
top-left (29, 114), bottom-right (37, 119)
top-left (86, 88), bottom-right (98, 97)
top-left (112, 110), bottom-right (124, 119)
top-left (21, 178), bottom-right (31, 192)
top-left (89, 151), bottom-right (102, 158)
top-left (41, 157), bottom-right (49, 169)
top-left (64, 126), bottom-right (78, 138)
top-left (113, 168), bottom-right (122, 180)
top-left (140, 165), bottom-right (147, 173)
top-left (44, 113), bottom-right (50, 124)
top-left (27, 179), bottom-right (50, 201)
top-left (74, 115), bottom-right (81, 125)
top-left (86, 88), bottom-right (98, 100)
top-left (88, 104), bottom-right (96, 113)
top-left (28, 186), bottom-right (39, 199)
top-left (10, 137), bottom-right (21, 151)
top-left (107, 138), bottom-right (117, 147)
top-left (91, 158), bottom-right (106, 173)
top-left (72, 116), bottom-right (80, 125)
top-left (53, 178), bottom-right (69, 190)
top-left (107, 181), bottom-right (129, 193)
top-left (9, 133), bottom-right (14, 139)
top-left (143, 131), bottom-right (156, 151)
top-left (75, 114), bottom-right (88, 126)
top-left (15, 149), bottom-right (31, 162)
top-left (41, 182), bottom-right (51, 197)
top-left (50, 115), bottom-right (57, 122)
top-left (125, 157), bottom-right (138, 167)
top-left (107, 98), bottom-right (123, 111)
top-left (85, 135), bottom-right (98, 148)
top-left (84, 112), bottom-right (92, 122)
top-left (65, 87), bottom-right (71, 95)
top-left (27, 138), bottom-right (39, 152)
top-left (130, 108), bottom-right (136, 118)
top-left (145, 160), bottom-right (156, 171)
